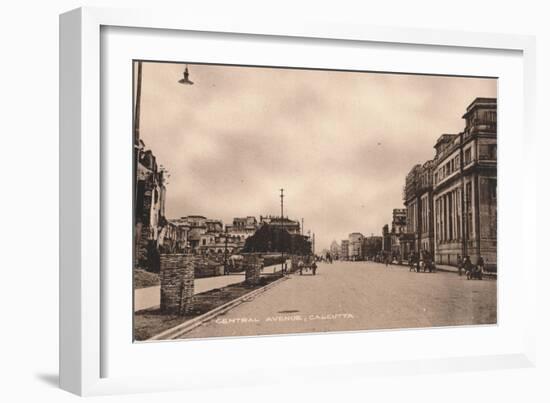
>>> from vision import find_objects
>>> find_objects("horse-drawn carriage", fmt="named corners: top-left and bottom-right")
top-left (408, 253), bottom-right (437, 273)
top-left (298, 258), bottom-right (317, 275)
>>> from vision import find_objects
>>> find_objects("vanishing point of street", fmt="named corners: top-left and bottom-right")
top-left (180, 261), bottom-right (497, 339)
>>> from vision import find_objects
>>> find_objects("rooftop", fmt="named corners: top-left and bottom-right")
top-left (462, 97), bottom-right (497, 118)
top-left (433, 133), bottom-right (457, 150)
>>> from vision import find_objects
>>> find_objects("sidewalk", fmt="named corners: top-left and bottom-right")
top-left (134, 263), bottom-right (284, 312)
top-left (389, 261), bottom-right (496, 278)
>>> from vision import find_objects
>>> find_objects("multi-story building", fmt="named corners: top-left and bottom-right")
top-left (178, 215), bottom-right (207, 251)
top-left (381, 224), bottom-right (391, 253)
top-left (390, 209), bottom-right (407, 259)
top-left (403, 159), bottom-right (435, 257)
top-left (433, 97), bottom-right (497, 270)
top-left (198, 232), bottom-right (242, 257)
top-left (226, 216), bottom-right (259, 244)
top-left (169, 216), bottom-right (246, 256)
top-left (134, 144), bottom-right (168, 272)
top-left (340, 240), bottom-right (349, 261)
top-left (391, 209), bottom-right (407, 234)
top-left (205, 219), bottom-right (223, 234)
top-left (329, 240), bottom-right (340, 260)
top-left (259, 215), bottom-right (301, 234)
top-left (379, 209), bottom-right (408, 260)
top-left (348, 232), bottom-right (364, 261)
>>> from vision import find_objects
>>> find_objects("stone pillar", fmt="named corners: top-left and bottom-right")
top-left (180, 255), bottom-right (195, 314)
top-left (160, 254), bottom-right (195, 315)
top-left (244, 254), bottom-right (262, 285)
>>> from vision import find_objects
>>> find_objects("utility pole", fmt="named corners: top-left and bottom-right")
top-left (133, 61), bottom-right (143, 270)
top-left (134, 61), bottom-right (143, 214)
top-left (134, 61), bottom-right (142, 148)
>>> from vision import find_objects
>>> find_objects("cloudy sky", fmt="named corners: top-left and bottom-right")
top-left (136, 61), bottom-right (496, 251)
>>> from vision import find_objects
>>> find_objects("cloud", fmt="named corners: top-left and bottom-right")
top-left (138, 62), bottom-right (496, 251)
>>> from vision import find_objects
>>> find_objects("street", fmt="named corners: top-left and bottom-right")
top-left (180, 260), bottom-right (496, 339)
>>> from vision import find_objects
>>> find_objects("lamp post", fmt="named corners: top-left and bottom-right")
top-left (133, 61), bottom-right (195, 268)
top-left (134, 61), bottom-right (195, 192)
top-left (133, 61), bottom-right (143, 217)
top-left (178, 64), bottom-right (194, 85)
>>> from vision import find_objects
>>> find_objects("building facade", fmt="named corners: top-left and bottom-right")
top-left (433, 98), bottom-right (497, 270)
top-left (348, 232), bottom-right (364, 261)
top-left (403, 160), bottom-right (435, 257)
top-left (340, 240), bottom-right (349, 261)
top-left (330, 240), bottom-right (340, 259)
top-left (391, 209), bottom-right (407, 234)
top-left (259, 215), bottom-right (301, 234)
top-left (179, 215), bottom-right (207, 251)
top-left (381, 225), bottom-right (391, 253)
top-left (226, 216), bottom-right (259, 244)
top-left (134, 144), bottom-right (168, 272)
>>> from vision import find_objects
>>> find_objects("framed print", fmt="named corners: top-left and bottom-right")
top-left (60, 7), bottom-right (537, 396)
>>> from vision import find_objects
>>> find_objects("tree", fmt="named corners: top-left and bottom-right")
top-left (243, 223), bottom-right (311, 255)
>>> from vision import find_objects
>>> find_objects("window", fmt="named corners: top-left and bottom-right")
top-left (465, 182), bottom-right (473, 238)
top-left (479, 144), bottom-right (491, 160)
top-left (464, 148), bottom-right (472, 164)
top-left (485, 110), bottom-right (497, 123)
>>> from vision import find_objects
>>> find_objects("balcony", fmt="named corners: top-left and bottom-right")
top-left (465, 122), bottom-right (497, 137)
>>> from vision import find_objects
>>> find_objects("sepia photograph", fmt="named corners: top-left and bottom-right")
top-left (132, 61), bottom-right (497, 342)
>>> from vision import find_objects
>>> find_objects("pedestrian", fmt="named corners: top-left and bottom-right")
top-left (464, 255), bottom-right (472, 274)
top-left (476, 256), bottom-right (485, 274)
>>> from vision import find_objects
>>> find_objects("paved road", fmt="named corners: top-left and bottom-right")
top-left (134, 264), bottom-right (285, 312)
top-left (181, 260), bottom-right (497, 339)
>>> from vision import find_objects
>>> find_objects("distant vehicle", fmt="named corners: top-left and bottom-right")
top-left (298, 257), bottom-right (317, 275)
top-left (466, 266), bottom-right (483, 280)
top-left (419, 259), bottom-right (437, 273)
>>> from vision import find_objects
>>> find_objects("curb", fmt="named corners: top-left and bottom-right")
top-left (147, 275), bottom-right (289, 341)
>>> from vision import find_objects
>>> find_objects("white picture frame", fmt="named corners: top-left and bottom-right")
top-left (60, 6), bottom-right (537, 396)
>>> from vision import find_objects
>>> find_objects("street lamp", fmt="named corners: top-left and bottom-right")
top-left (178, 64), bottom-right (194, 85)
top-left (133, 61), bottom-right (195, 269)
